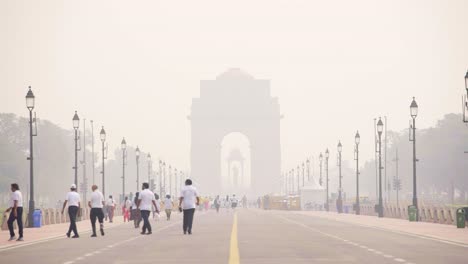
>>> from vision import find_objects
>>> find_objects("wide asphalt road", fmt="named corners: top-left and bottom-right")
top-left (1, 209), bottom-right (467, 263)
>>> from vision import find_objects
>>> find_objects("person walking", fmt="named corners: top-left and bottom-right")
top-left (137, 183), bottom-right (158, 235)
top-left (132, 192), bottom-right (141, 228)
top-left (164, 195), bottom-right (173, 221)
top-left (88, 185), bottom-right (105, 237)
top-left (106, 195), bottom-right (115, 223)
top-left (179, 179), bottom-right (200, 235)
top-left (61, 184), bottom-right (81, 238)
top-left (231, 194), bottom-right (238, 211)
top-left (123, 196), bottom-right (131, 222)
top-left (214, 195), bottom-right (221, 213)
top-left (5, 183), bottom-right (23, 241)
top-left (153, 193), bottom-right (161, 221)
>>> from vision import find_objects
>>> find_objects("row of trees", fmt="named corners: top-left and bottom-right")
top-left (335, 113), bottom-right (468, 205)
top-left (0, 113), bottom-right (155, 208)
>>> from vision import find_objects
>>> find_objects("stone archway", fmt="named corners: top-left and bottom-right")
top-left (189, 68), bottom-right (282, 195)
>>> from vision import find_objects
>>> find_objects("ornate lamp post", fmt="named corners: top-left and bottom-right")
top-left (99, 127), bottom-right (106, 196)
top-left (325, 149), bottom-right (329, 211)
top-left (410, 97), bottom-right (419, 220)
top-left (296, 165), bottom-right (300, 194)
top-left (147, 153), bottom-right (152, 185)
top-left (301, 162), bottom-right (305, 186)
top-left (72, 111), bottom-right (80, 188)
top-left (135, 146), bottom-right (140, 190)
top-left (337, 142), bottom-right (343, 213)
top-left (121, 138), bottom-right (127, 202)
top-left (377, 118), bottom-right (384, 218)
top-left (25, 87), bottom-right (37, 226)
top-left (319, 153), bottom-right (323, 186)
top-left (462, 70), bottom-right (468, 122)
top-left (354, 131), bottom-right (360, 215)
top-left (159, 160), bottom-right (163, 197)
top-left (291, 169), bottom-right (296, 194)
top-left (174, 167), bottom-right (178, 196)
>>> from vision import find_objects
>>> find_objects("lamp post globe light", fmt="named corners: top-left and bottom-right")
top-left (121, 138), bottom-right (127, 202)
top-left (100, 126), bottom-right (106, 196)
top-left (409, 97), bottom-right (419, 220)
top-left (354, 131), bottom-right (360, 215)
top-left (325, 149), bottom-right (329, 211)
top-left (377, 118), bottom-right (384, 218)
top-left (337, 141), bottom-right (343, 214)
top-left (135, 146), bottom-right (140, 190)
top-left (25, 86), bottom-right (37, 227)
top-left (319, 153), bottom-right (323, 186)
top-left (72, 111), bottom-right (80, 189)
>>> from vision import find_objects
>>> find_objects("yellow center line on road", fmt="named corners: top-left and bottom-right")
top-left (228, 212), bottom-right (240, 264)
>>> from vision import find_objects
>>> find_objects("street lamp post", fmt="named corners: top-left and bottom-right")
top-left (296, 165), bottom-right (300, 194)
top-left (174, 168), bottom-right (178, 196)
top-left (325, 149), bottom-right (329, 211)
top-left (168, 165), bottom-right (174, 195)
top-left (159, 160), bottom-right (162, 197)
top-left (462, 71), bottom-right (468, 123)
top-left (355, 131), bottom-right (360, 215)
top-left (337, 141), bottom-right (343, 214)
top-left (162, 162), bottom-right (166, 196)
top-left (291, 169), bottom-right (295, 195)
top-left (73, 111), bottom-right (80, 188)
top-left (136, 146), bottom-right (140, 190)
top-left (100, 127), bottom-right (106, 196)
top-left (25, 87), bottom-right (37, 227)
top-left (147, 153), bottom-right (152, 185)
top-left (410, 97), bottom-right (419, 220)
top-left (121, 138), bottom-right (127, 202)
top-left (377, 118), bottom-right (384, 218)
top-left (319, 153), bottom-right (323, 186)
top-left (301, 163), bottom-right (305, 186)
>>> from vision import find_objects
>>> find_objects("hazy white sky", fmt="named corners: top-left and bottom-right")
top-left (1, 0), bottom-right (467, 172)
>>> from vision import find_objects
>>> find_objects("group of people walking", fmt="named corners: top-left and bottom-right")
top-left (4, 179), bottom-right (201, 241)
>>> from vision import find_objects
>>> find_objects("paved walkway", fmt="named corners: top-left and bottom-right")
top-left (295, 211), bottom-right (468, 245)
top-left (0, 215), bottom-right (125, 249)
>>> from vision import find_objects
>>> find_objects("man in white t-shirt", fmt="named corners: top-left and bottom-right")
top-left (179, 179), bottom-right (200, 235)
top-left (88, 185), bottom-right (105, 237)
top-left (137, 183), bottom-right (158, 235)
top-left (106, 195), bottom-right (116, 223)
top-left (62, 184), bottom-right (81, 238)
top-left (5, 183), bottom-right (23, 241)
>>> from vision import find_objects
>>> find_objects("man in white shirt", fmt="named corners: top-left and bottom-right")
top-left (106, 195), bottom-right (115, 223)
top-left (137, 183), bottom-right (158, 235)
top-left (5, 183), bottom-right (23, 241)
top-left (179, 179), bottom-right (200, 235)
top-left (88, 185), bottom-right (105, 237)
top-left (62, 184), bottom-right (81, 238)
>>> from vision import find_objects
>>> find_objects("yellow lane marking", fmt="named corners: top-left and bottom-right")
top-left (229, 212), bottom-right (240, 264)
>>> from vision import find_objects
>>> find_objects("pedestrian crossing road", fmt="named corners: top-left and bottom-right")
top-left (1, 209), bottom-right (467, 263)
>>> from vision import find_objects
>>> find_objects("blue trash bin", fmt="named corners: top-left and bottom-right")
top-left (33, 209), bottom-right (42, 228)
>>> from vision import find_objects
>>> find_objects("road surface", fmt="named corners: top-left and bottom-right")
top-left (1, 209), bottom-right (466, 263)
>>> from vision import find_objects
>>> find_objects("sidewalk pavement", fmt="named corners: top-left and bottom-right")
top-left (0, 215), bottom-right (126, 250)
top-left (295, 211), bottom-right (468, 245)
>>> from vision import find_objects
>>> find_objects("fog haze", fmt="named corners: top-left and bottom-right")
top-left (1, 0), bottom-right (468, 171)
